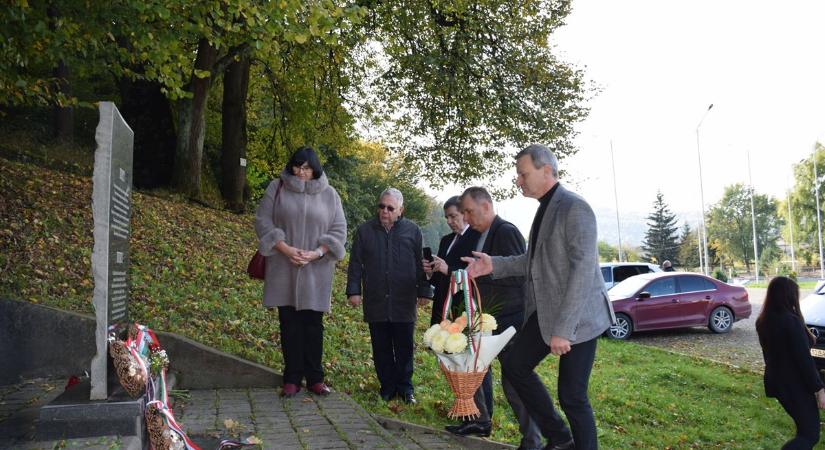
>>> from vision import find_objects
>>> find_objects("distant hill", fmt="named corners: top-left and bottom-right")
top-left (594, 207), bottom-right (699, 247)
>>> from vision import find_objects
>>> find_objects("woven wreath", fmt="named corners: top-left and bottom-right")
top-left (108, 338), bottom-right (146, 397)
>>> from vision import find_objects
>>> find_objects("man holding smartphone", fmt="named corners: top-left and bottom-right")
top-left (422, 196), bottom-right (480, 326)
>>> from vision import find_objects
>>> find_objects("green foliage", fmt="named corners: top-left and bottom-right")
top-left (707, 183), bottom-right (782, 272)
top-left (598, 241), bottom-right (618, 262)
top-left (420, 198), bottom-right (451, 250)
top-left (677, 223), bottom-right (700, 271)
top-left (365, 0), bottom-right (589, 189)
top-left (0, 159), bottom-right (799, 448)
top-left (712, 267), bottom-right (728, 283)
top-left (641, 191), bottom-right (680, 265)
top-left (787, 142), bottom-right (825, 269)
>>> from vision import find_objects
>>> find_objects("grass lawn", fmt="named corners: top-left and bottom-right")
top-left (0, 158), bottom-right (801, 448)
top-left (746, 280), bottom-right (819, 289)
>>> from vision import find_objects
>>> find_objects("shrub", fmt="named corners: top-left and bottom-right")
top-left (712, 267), bottom-right (728, 283)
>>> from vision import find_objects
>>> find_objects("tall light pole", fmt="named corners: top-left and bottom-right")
top-left (814, 145), bottom-right (825, 279)
top-left (610, 140), bottom-right (624, 262)
top-left (747, 150), bottom-right (759, 282)
top-left (696, 103), bottom-right (714, 275)
top-left (787, 185), bottom-right (796, 273)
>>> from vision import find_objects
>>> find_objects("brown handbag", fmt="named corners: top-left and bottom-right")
top-left (247, 180), bottom-right (283, 280)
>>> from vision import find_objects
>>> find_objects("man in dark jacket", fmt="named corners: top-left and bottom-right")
top-left (424, 196), bottom-right (481, 325)
top-left (443, 186), bottom-right (541, 450)
top-left (347, 188), bottom-right (433, 404)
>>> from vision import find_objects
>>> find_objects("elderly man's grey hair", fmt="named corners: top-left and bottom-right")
top-left (516, 144), bottom-right (558, 177)
top-left (379, 187), bottom-right (404, 206)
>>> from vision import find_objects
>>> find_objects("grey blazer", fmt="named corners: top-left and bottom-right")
top-left (492, 185), bottom-right (616, 345)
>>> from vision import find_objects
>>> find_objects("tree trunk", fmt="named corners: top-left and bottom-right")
top-left (172, 38), bottom-right (217, 200)
top-left (220, 56), bottom-right (251, 212)
top-left (119, 78), bottom-right (176, 188)
top-left (48, 3), bottom-right (73, 142)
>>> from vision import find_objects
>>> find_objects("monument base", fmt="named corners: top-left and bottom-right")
top-left (37, 377), bottom-right (147, 446)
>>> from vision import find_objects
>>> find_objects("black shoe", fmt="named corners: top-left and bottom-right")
top-left (380, 391), bottom-right (395, 402)
top-left (401, 392), bottom-right (417, 404)
top-left (445, 420), bottom-right (491, 437)
top-left (543, 439), bottom-right (574, 450)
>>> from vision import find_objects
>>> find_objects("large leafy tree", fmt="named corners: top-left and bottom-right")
top-left (706, 183), bottom-right (782, 272)
top-left (363, 0), bottom-right (588, 190)
top-left (641, 191), bottom-right (680, 265)
top-left (2, 0), bottom-right (588, 203)
top-left (786, 142), bottom-right (825, 268)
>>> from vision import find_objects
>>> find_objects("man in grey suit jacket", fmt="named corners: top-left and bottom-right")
top-left (464, 144), bottom-right (615, 450)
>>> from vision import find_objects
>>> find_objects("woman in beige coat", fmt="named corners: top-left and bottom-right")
top-left (255, 147), bottom-right (347, 397)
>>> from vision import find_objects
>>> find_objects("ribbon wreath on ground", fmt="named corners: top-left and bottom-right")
top-left (108, 324), bottom-right (260, 450)
top-left (422, 269), bottom-right (516, 419)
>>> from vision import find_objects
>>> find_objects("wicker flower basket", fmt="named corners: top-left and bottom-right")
top-left (439, 362), bottom-right (488, 419)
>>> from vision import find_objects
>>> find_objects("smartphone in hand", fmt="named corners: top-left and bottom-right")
top-left (423, 247), bottom-right (433, 262)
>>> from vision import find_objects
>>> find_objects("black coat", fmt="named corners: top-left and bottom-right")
top-left (346, 217), bottom-right (433, 323)
top-left (475, 216), bottom-right (527, 319)
top-left (429, 228), bottom-right (481, 325)
top-left (757, 310), bottom-right (824, 399)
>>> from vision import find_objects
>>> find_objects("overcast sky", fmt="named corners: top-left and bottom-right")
top-left (437, 0), bottom-right (825, 238)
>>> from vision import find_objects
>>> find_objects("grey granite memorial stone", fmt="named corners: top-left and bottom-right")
top-left (38, 102), bottom-right (144, 445)
top-left (90, 101), bottom-right (134, 401)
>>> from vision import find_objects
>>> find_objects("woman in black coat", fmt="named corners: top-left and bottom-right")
top-left (756, 276), bottom-right (825, 449)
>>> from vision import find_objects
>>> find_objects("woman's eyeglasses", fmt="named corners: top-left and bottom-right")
top-left (377, 204), bottom-right (396, 212)
top-left (294, 165), bottom-right (313, 173)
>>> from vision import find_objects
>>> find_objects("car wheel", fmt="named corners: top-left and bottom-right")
top-left (607, 313), bottom-right (632, 340)
top-left (708, 306), bottom-right (733, 333)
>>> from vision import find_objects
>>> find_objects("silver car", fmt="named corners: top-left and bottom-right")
top-left (800, 281), bottom-right (825, 369)
top-left (600, 262), bottom-right (662, 290)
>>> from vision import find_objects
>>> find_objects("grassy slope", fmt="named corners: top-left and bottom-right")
top-left (0, 158), bottom-right (797, 448)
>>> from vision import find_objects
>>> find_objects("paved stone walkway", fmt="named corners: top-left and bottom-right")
top-left (0, 380), bottom-right (512, 450)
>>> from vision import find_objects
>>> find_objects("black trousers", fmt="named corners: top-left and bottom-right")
top-left (368, 321), bottom-right (415, 397)
top-left (776, 388), bottom-right (820, 449)
top-left (278, 306), bottom-right (324, 386)
top-left (473, 310), bottom-right (543, 449)
top-left (501, 312), bottom-right (599, 450)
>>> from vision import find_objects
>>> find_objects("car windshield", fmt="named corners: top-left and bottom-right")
top-left (609, 276), bottom-right (650, 299)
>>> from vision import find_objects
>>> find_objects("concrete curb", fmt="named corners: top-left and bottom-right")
top-left (374, 415), bottom-right (516, 450)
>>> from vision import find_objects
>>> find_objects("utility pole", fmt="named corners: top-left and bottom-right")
top-left (787, 186), bottom-right (796, 272)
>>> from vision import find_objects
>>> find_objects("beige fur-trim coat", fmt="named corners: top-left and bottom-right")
top-left (255, 170), bottom-right (347, 311)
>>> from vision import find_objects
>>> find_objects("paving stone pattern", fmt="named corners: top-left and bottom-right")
top-left (1, 381), bottom-right (504, 450)
top-left (176, 388), bottom-right (468, 450)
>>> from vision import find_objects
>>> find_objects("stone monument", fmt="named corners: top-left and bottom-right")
top-left (90, 101), bottom-right (134, 400)
top-left (38, 102), bottom-right (143, 445)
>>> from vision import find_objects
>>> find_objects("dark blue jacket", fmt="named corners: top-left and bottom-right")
top-left (346, 217), bottom-right (433, 323)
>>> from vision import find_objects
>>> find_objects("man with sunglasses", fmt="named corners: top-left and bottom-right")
top-left (346, 188), bottom-right (433, 404)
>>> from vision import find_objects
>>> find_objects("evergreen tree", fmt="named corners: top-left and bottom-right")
top-left (641, 191), bottom-right (680, 264)
top-left (678, 223), bottom-right (700, 270)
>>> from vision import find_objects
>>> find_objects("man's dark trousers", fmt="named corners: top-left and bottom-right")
top-left (501, 312), bottom-right (598, 450)
top-left (368, 322), bottom-right (415, 398)
top-left (473, 311), bottom-right (542, 449)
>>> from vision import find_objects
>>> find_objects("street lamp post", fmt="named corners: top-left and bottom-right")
top-left (696, 104), bottom-right (714, 275)
top-left (747, 150), bottom-right (759, 282)
top-left (610, 140), bottom-right (624, 262)
top-left (814, 145), bottom-right (825, 279)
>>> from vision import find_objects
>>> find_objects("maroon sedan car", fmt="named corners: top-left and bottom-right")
top-left (606, 272), bottom-right (751, 340)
